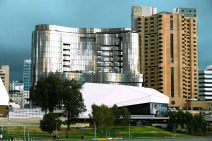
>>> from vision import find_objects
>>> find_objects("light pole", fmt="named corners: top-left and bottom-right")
top-left (207, 122), bottom-right (208, 136)
top-left (0, 126), bottom-right (3, 139)
top-left (24, 126), bottom-right (26, 140)
top-left (56, 122), bottom-right (58, 140)
top-left (128, 121), bottom-right (131, 139)
top-left (27, 130), bottom-right (30, 141)
top-left (94, 121), bottom-right (97, 139)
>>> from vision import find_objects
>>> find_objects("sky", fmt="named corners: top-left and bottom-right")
top-left (0, 0), bottom-right (211, 81)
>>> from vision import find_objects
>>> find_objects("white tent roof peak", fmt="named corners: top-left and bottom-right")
top-left (0, 78), bottom-right (9, 106)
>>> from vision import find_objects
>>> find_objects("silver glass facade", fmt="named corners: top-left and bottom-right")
top-left (32, 24), bottom-right (142, 86)
top-left (64, 72), bottom-right (142, 87)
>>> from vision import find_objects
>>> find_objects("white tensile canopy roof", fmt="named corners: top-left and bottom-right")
top-left (0, 78), bottom-right (9, 106)
top-left (79, 83), bottom-right (169, 118)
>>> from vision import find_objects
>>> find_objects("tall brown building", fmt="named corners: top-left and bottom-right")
top-left (134, 7), bottom-right (198, 108)
top-left (0, 65), bottom-right (9, 92)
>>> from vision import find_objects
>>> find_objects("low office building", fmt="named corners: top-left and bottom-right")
top-left (0, 78), bottom-right (9, 117)
top-left (80, 83), bottom-right (169, 120)
top-left (199, 65), bottom-right (212, 101)
top-left (9, 91), bottom-right (23, 106)
top-left (9, 81), bottom-right (29, 107)
top-left (10, 81), bottom-right (24, 91)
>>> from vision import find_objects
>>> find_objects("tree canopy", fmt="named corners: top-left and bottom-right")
top-left (40, 113), bottom-right (62, 134)
top-left (91, 104), bottom-right (131, 131)
top-left (168, 110), bottom-right (207, 135)
top-left (91, 104), bottom-right (115, 131)
top-left (62, 79), bottom-right (85, 130)
top-left (30, 73), bottom-right (63, 113)
top-left (31, 74), bottom-right (85, 131)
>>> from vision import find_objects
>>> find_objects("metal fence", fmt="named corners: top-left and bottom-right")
top-left (9, 108), bottom-right (45, 119)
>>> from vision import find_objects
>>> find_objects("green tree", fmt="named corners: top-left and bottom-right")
top-left (176, 110), bottom-right (185, 129)
top-left (192, 114), bottom-right (207, 134)
top-left (91, 104), bottom-right (115, 131)
top-left (168, 111), bottom-right (207, 135)
top-left (167, 111), bottom-right (177, 132)
top-left (111, 105), bottom-right (121, 125)
top-left (62, 79), bottom-right (85, 130)
top-left (31, 73), bottom-right (63, 113)
top-left (40, 113), bottom-right (62, 134)
top-left (184, 111), bottom-right (193, 133)
top-left (120, 107), bottom-right (131, 125)
top-left (112, 105), bottom-right (131, 125)
top-left (30, 76), bottom-right (47, 112)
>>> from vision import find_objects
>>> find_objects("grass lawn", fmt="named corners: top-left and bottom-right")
top-left (1, 125), bottom-right (192, 140)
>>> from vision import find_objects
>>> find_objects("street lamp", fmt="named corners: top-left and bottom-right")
top-left (94, 121), bottom-right (97, 139)
top-left (128, 121), bottom-right (131, 139)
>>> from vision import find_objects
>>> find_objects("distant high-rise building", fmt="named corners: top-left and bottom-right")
top-left (32, 25), bottom-right (142, 87)
top-left (133, 7), bottom-right (198, 108)
top-left (0, 65), bottom-right (9, 92)
top-left (23, 59), bottom-right (31, 91)
top-left (131, 5), bottom-right (157, 31)
top-left (199, 65), bottom-right (212, 101)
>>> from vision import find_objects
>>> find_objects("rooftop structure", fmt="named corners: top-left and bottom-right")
top-left (131, 5), bottom-right (157, 31)
top-left (173, 8), bottom-right (197, 17)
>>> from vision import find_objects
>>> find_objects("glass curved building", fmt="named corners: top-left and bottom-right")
top-left (32, 24), bottom-right (142, 86)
